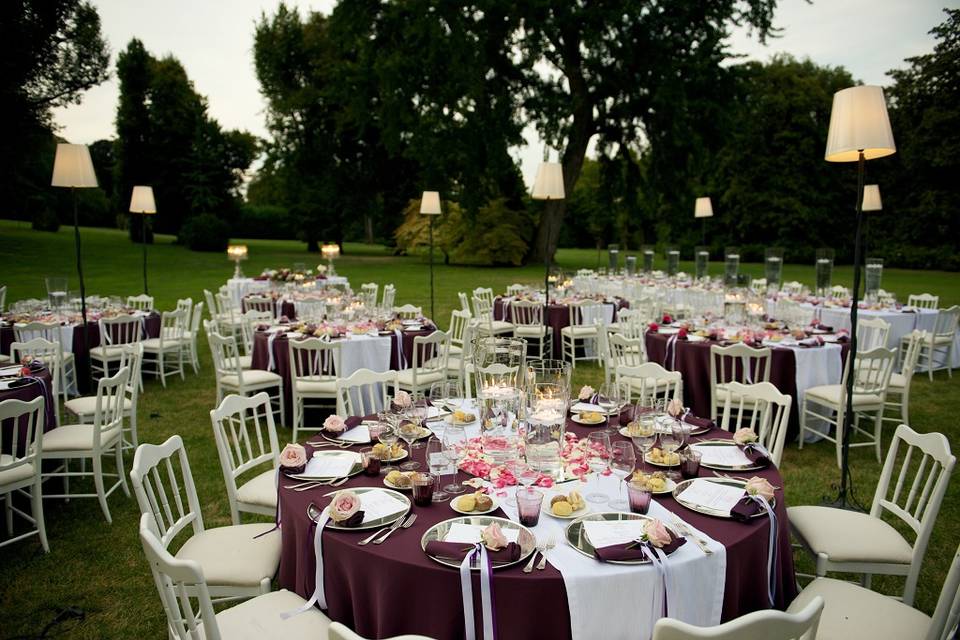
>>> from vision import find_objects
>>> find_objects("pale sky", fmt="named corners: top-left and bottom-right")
top-left (52, 0), bottom-right (957, 187)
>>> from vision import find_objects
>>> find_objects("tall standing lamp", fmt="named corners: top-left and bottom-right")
top-left (129, 186), bottom-right (156, 294)
top-left (51, 143), bottom-right (99, 387)
top-left (419, 191), bottom-right (442, 321)
top-left (531, 161), bottom-right (565, 307)
top-left (824, 85), bottom-right (896, 509)
top-left (694, 196), bottom-right (713, 245)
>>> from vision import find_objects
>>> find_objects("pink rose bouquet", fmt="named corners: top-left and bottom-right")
top-left (733, 428), bottom-right (758, 445)
top-left (279, 443), bottom-right (307, 474)
top-left (745, 476), bottom-right (775, 501)
top-left (324, 415), bottom-right (347, 433)
top-left (393, 390), bottom-right (412, 409)
top-left (329, 490), bottom-right (364, 526)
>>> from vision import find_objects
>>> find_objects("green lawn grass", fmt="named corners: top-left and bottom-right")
top-left (0, 220), bottom-right (957, 638)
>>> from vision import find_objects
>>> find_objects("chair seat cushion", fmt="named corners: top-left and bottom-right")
top-left (396, 369), bottom-right (445, 387)
top-left (515, 325), bottom-right (548, 337)
top-left (478, 321), bottom-right (514, 334)
top-left (887, 372), bottom-right (907, 390)
top-left (175, 524), bottom-right (281, 588)
top-left (42, 423), bottom-right (122, 452)
top-left (210, 589), bottom-right (330, 639)
top-left (0, 354), bottom-right (9, 364)
top-left (65, 395), bottom-right (132, 418)
top-left (221, 370), bottom-right (282, 387)
top-left (236, 469), bottom-right (278, 508)
top-left (787, 577), bottom-right (930, 640)
top-left (805, 385), bottom-right (884, 408)
top-left (140, 337), bottom-right (180, 352)
top-left (294, 378), bottom-right (337, 394)
top-left (561, 325), bottom-right (599, 337)
top-left (788, 505), bottom-right (913, 564)
top-left (0, 455), bottom-right (35, 486)
top-left (91, 345), bottom-right (130, 360)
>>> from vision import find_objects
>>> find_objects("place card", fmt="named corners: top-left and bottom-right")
top-left (337, 425), bottom-right (371, 443)
top-left (359, 490), bottom-right (409, 523)
top-left (690, 443), bottom-right (753, 467)
top-left (443, 523), bottom-right (520, 544)
top-left (304, 451), bottom-right (360, 477)
top-left (679, 479), bottom-right (745, 514)
top-left (581, 520), bottom-right (649, 548)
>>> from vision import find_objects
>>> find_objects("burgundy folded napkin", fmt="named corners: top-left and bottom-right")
top-left (814, 323), bottom-right (833, 332)
top-left (280, 462), bottom-right (305, 476)
top-left (731, 495), bottom-right (764, 522)
top-left (330, 511), bottom-right (365, 528)
top-left (835, 334), bottom-right (849, 343)
top-left (743, 445), bottom-right (771, 468)
top-left (424, 541), bottom-right (521, 563)
top-left (594, 533), bottom-right (686, 562)
top-left (798, 337), bottom-right (824, 348)
top-left (683, 413), bottom-right (715, 431)
top-left (8, 378), bottom-right (34, 388)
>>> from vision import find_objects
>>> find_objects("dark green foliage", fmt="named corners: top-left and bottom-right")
top-left (177, 213), bottom-right (230, 252)
top-left (235, 204), bottom-right (295, 240)
top-left (29, 196), bottom-right (59, 232)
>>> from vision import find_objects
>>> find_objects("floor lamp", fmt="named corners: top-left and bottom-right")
top-left (532, 161), bottom-right (565, 359)
top-left (419, 191), bottom-right (442, 320)
top-left (823, 85), bottom-right (896, 509)
top-left (695, 196), bottom-right (713, 245)
top-left (51, 143), bottom-right (99, 388)
top-left (130, 186), bottom-right (157, 295)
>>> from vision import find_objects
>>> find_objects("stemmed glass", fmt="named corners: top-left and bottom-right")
top-left (630, 401), bottom-right (657, 472)
top-left (441, 424), bottom-right (466, 494)
top-left (377, 424), bottom-right (399, 474)
top-left (597, 382), bottom-right (621, 430)
top-left (408, 401), bottom-right (429, 451)
top-left (585, 431), bottom-right (612, 504)
top-left (609, 442), bottom-right (636, 510)
top-left (425, 438), bottom-right (449, 502)
top-left (430, 381), bottom-right (459, 413)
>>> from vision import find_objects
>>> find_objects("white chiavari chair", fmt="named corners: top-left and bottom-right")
top-left (916, 305), bottom-right (959, 381)
top-left (393, 304), bottom-right (423, 320)
top-left (616, 362), bottom-right (682, 406)
top-left (92, 314), bottom-right (143, 390)
top-left (396, 330), bottom-right (450, 396)
top-left (65, 342), bottom-right (142, 450)
top-left (720, 381), bottom-right (791, 467)
top-left (907, 293), bottom-right (939, 310)
top-left (708, 343), bottom-right (772, 421)
top-left (653, 597), bottom-right (822, 640)
top-left (0, 396), bottom-right (49, 552)
top-left (857, 316), bottom-right (891, 351)
top-left (141, 309), bottom-right (186, 387)
top-left (561, 299), bottom-right (604, 368)
top-left (471, 295), bottom-right (514, 337)
top-left (336, 369), bottom-right (398, 416)
top-left (511, 299), bottom-right (551, 358)
top-left (208, 331), bottom-right (285, 425)
top-left (288, 337), bottom-right (340, 442)
top-left (127, 294), bottom-right (154, 311)
top-left (886, 330), bottom-right (925, 427)
top-left (381, 284), bottom-right (396, 310)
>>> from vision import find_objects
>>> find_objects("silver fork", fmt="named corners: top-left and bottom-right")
top-left (671, 516), bottom-right (713, 555)
top-left (536, 537), bottom-right (556, 570)
top-left (359, 518), bottom-right (402, 546)
top-left (373, 513), bottom-right (417, 545)
top-left (523, 543), bottom-right (544, 573)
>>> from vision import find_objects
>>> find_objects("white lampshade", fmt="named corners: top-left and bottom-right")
top-left (419, 191), bottom-right (442, 215)
top-left (51, 143), bottom-right (98, 188)
top-left (824, 86), bottom-right (896, 163)
top-left (694, 197), bottom-right (713, 218)
top-left (531, 162), bottom-right (565, 200)
top-left (129, 185), bottom-right (157, 214)
top-left (862, 184), bottom-right (882, 211)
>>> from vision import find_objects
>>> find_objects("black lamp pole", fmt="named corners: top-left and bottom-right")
top-left (72, 188), bottom-right (91, 388)
top-left (142, 215), bottom-right (149, 295)
top-left (428, 214), bottom-right (435, 320)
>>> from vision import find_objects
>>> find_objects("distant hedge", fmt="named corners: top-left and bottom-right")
top-left (178, 213), bottom-right (230, 252)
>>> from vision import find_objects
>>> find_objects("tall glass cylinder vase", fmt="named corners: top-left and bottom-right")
top-left (724, 247), bottom-right (740, 288)
top-left (474, 337), bottom-right (526, 466)
top-left (666, 247), bottom-right (680, 276)
top-left (764, 248), bottom-right (784, 292)
top-left (525, 359), bottom-right (572, 399)
top-left (525, 381), bottom-right (569, 479)
top-left (625, 255), bottom-right (637, 276)
top-left (608, 244), bottom-right (620, 272)
top-left (642, 245), bottom-right (655, 272)
top-left (815, 249), bottom-right (834, 297)
top-left (865, 258), bottom-right (883, 299)
top-left (695, 247), bottom-right (710, 281)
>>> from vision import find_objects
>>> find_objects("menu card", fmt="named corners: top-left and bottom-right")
top-left (678, 479), bottom-right (745, 514)
top-left (304, 451), bottom-right (360, 477)
top-left (358, 490), bottom-right (409, 524)
top-left (582, 520), bottom-right (648, 548)
top-left (337, 424), bottom-right (371, 443)
top-left (443, 523), bottom-right (520, 544)
top-left (690, 443), bottom-right (753, 467)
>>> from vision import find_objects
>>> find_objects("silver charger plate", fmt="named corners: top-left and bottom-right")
top-left (672, 477), bottom-right (775, 519)
top-left (420, 516), bottom-right (536, 570)
top-left (689, 440), bottom-right (766, 471)
top-left (314, 487), bottom-right (412, 532)
top-left (565, 512), bottom-right (681, 565)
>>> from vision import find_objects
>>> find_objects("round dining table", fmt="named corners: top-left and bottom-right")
top-left (276, 412), bottom-right (796, 639)
top-left (0, 365), bottom-right (57, 455)
top-left (493, 296), bottom-right (629, 357)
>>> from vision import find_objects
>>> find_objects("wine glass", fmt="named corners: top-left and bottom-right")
top-left (597, 382), bottom-right (621, 429)
top-left (585, 431), bottom-right (611, 504)
top-left (398, 414), bottom-right (422, 471)
top-left (441, 425), bottom-right (466, 494)
top-left (515, 459), bottom-right (539, 502)
top-left (609, 442), bottom-right (636, 510)
top-left (430, 381), bottom-right (458, 413)
top-left (408, 401), bottom-right (429, 451)
top-left (425, 438), bottom-right (449, 502)
top-left (377, 425), bottom-right (399, 473)
top-left (671, 419), bottom-right (690, 452)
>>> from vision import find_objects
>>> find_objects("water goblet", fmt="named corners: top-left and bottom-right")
top-left (397, 418), bottom-right (421, 471)
top-left (597, 382), bottom-right (621, 429)
top-left (377, 425), bottom-right (399, 474)
top-left (585, 431), bottom-right (611, 504)
top-left (441, 425), bottom-right (466, 494)
top-left (609, 441), bottom-right (636, 510)
top-left (425, 438), bottom-right (449, 502)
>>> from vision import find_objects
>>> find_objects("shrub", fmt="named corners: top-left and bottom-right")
top-left (29, 196), bottom-right (59, 232)
top-left (235, 204), bottom-right (294, 239)
top-left (178, 213), bottom-right (230, 252)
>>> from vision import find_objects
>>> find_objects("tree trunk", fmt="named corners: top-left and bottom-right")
top-left (364, 214), bottom-right (374, 244)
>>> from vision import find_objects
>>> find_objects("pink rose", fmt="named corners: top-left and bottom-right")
top-left (578, 385), bottom-right (595, 401)
top-left (329, 490), bottom-right (362, 522)
top-left (279, 443), bottom-right (307, 469)
top-left (644, 518), bottom-right (672, 548)
top-left (745, 476), bottom-right (775, 501)
top-left (394, 390), bottom-right (412, 408)
top-left (666, 398), bottom-right (685, 418)
top-left (480, 522), bottom-right (509, 550)
top-left (733, 428), bottom-right (758, 445)
top-left (324, 415), bottom-right (347, 433)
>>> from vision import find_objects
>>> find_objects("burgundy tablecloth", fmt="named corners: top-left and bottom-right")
top-left (645, 333), bottom-right (850, 440)
top-left (0, 313), bottom-right (161, 394)
top-left (276, 415), bottom-right (796, 639)
top-left (494, 297), bottom-right (628, 357)
top-left (242, 298), bottom-right (298, 320)
top-left (0, 366), bottom-right (56, 456)
top-left (251, 327), bottom-right (435, 419)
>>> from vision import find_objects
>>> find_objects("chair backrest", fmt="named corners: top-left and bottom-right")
top-left (131, 435), bottom-right (205, 551)
top-left (411, 330), bottom-right (450, 378)
top-left (908, 293), bottom-right (939, 310)
top-left (289, 337), bottom-right (340, 383)
top-left (472, 287), bottom-right (495, 311)
top-left (505, 283), bottom-right (525, 297)
top-left (239, 310), bottom-right (272, 355)
top-left (720, 381), bottom-right (792, 467)
top-left (245, 296), bottom-right (275, 316)
top-left (379, 284), bottom-right (396, 309)
top-left (158, 309), bottom-right (186, 345)
top-left (830, 285), bottom-right (850, 298)
top-left (207, 331), bottom-right (244, 382)
top-left (709, 343), bottom-right (772, 387)
top-left (10, 338), bottom-right (62, 400)
top-left (210, 393), bottom-right (280, 514)
top-left (138, 512), bottom-right (220, 640)
top-left (127, 294), bottom-right (154, 311)
top-left (871, 423), bottom-right (956, 605)
top-left (119, 342), bottom-right (144, 406)
top-left (394, 304), bottom-right (423, 320)
top-left (857, 316), bottom-right (891, 351)
top-left (0, 396), bottom-right (45, 482)
top-left (336, 368), bottom-right (398, 416)
top-left (631, 297), bottom-right (657, 323)
top-left (652, 595), bottom-right (822, 640)
top-left (568, 298), bottom-right (604, 328)
top-left (448, 309), bottom-right (471, 349)
top-left (190, 302), bottom-right (204, 335)
top-left (175, 298), bottom-right (193, 331)
top-left (933, 305), bottom-right (960, 338)
top-left (609, 332), bottom-right (647, 368)
top-left (849, 346), bottom-right (896, 395)
top-left (901, 330), bottom-right (927, 381)
top-left (97, 314), bottom-right (143, 348)
top-left (92, 366), bottom-right (129, 448)
top-left (511, 299), bottom-right (544, 327)
top-left (203, 289), bottom-right (218, 319)
top-left (616, 362), bottom-right (683, 405)
top-left (926, 542), bottom-right (960, 640)
top-left (13, 321), bottom-right (64, 347)
top-left (780, 281), bottom-right (804, 296)
top-left (457, 291), bottom-right (471, 313)
top-left (471, 296), bottom-right (496, 328)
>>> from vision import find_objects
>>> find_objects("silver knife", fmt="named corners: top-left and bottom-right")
top-left (373, 513), bottom-right (416, 544)
top-left (359, 516), bottom-right (405, 546)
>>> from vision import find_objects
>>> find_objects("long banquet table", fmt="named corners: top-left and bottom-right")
top-left (0, 365), bottom-right (57, 454)
top-left (276, 412), bottom-right (796, 639)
